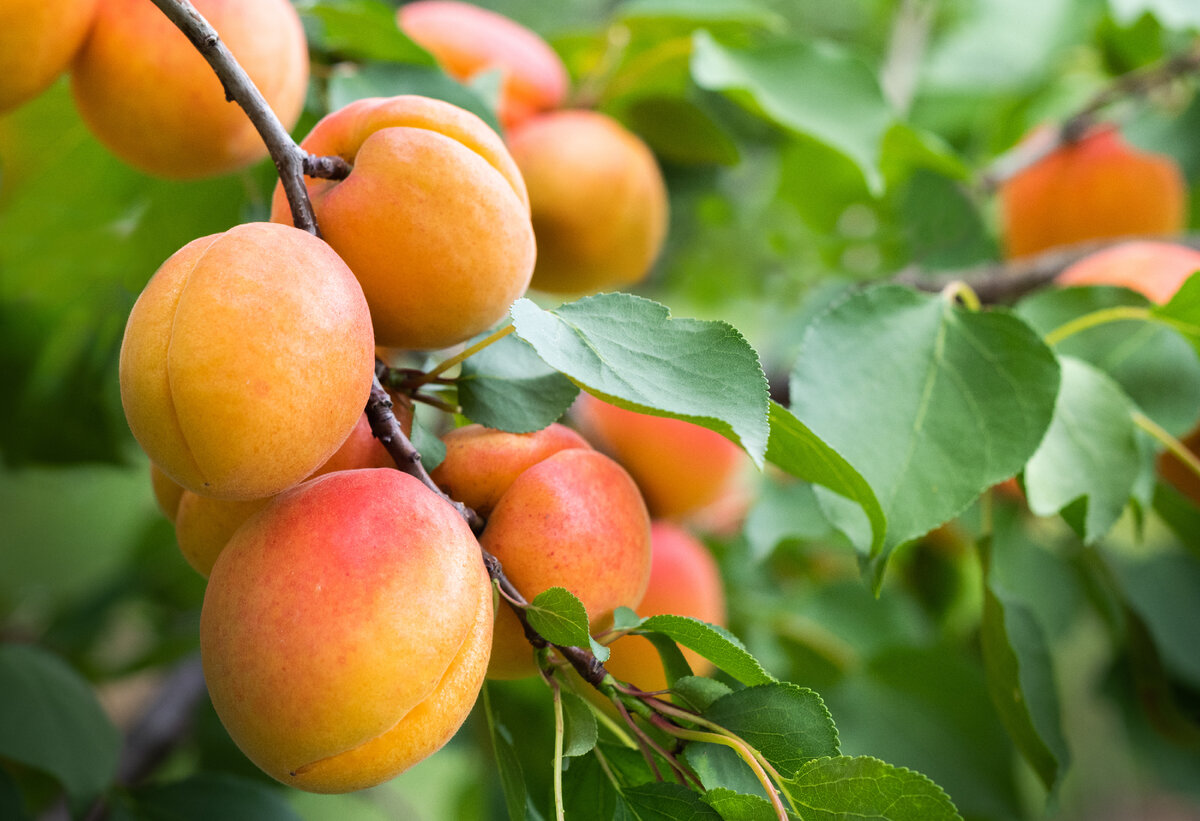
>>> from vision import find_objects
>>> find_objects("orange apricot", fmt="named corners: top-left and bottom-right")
top-left (1000, 125), bottom-right (1186, 259)
top-left (149, 463), bottom-right (185, 523)
top-left (0, 0), bottom-right (99, 113)
top-left (71, 0), bottom-right (308, 178)
top-left (603, 522), bottom-right (726, 693)
top-left (573, 393), bottom-right (746, 521)
top-left (119, 222), bottom-right (375, 501)
top-left (269, 95), bottom-right (535, 350)
top-left (201, 469), bottom-right (492, 793)
top-left (397, 0), bottom-right (568, 131)
top-left (508, 110), bottom-right (669, 295)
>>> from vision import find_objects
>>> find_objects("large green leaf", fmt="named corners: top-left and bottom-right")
top-left (124, 774), bottom-right (302, 821)
top-left (703, 684), bottom-right (840, 777)
top-left (637, 615), bottom-right (774, 686)
top-left (789, 285), bottom-right (1060, 585)
top-left (510, 294), bottom-right (769, 465)
top-left (1105, 550), bottom-right (1200, 688)
top-left (691, 32), bottom-right (892, 193)
top-left (1153, 271), bottom-right (1200, 359)
top-left (622, 782), bottom-right (723, 820)
top-left (458, 333), bottom-right (579, 433)
top-left (1022, 357), bottom-right (1144, 543)
top-left (301, 0), bottom-right (435, 64)
top-left (325, 63), bottom-right (500, 132)
top-left (980, 540), bottom-right (1070, 792)
top-left (781, 756), bottom-right (962, 820)
top-left (0, 644), bottom-right (120, 801)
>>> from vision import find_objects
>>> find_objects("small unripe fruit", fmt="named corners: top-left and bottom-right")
top-left (201, 469), bottom-right (493, 793)
top-left (120, 223), bottom-right (375, 501)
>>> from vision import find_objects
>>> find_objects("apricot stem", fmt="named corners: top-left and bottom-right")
top-left (411, 323), bottom-right (516, 388)
top-left (1042, 305), bottom-right (1151, 347)
top-left (940, 280), bottom-right (982, 311)
top-left (550, 678), bottom-right (566, 821)
top-left (1132, 411), bottom-right (1200, 485)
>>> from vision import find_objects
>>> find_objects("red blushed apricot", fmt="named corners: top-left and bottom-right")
top-left (1057, 241), bottom-right (1200, 305)
top-left (482, 448), bottom-right (652, 679)
top-left (270, 95), bottom-right (535, 350)
top-left (0, 0), bottom-right (99, 113)
top-left (119, 223), bottom-right (375, 501)
top-left (397, 0), bottom-right (568, 131)
top-left (201, 469), bottom-right (492, 793)
top-left (1000, 126), bottom-right (1186, 259)
top-left (430, 423), bottom-right (591, 515)
top-left (603, 522), bottom-right (726, 693)
top-left (574, 394), bottom-right (747, 521)
top-left (71, 0), bottom-right (307, 179)
top-left (508, 110), bottom-right (669, 295)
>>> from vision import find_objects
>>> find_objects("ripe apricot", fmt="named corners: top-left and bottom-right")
top-left (71, 0), bottom-right (308, 178)
top-left (1057, 240), bottom-right (1200, 304)
top-left (1000, 125), bottom-right (1186, 259)
top-left (201, 469), bottom-right (492, 793)
top-left (119, 222), bottom-right (375, 501)
top-left (0, 0), bottom-right (99, 113)
top-left (397, 0), bottom-right (568, 131)
top-left (603, 522), bottom-right (726, 693)
top-left (432, 424), bottom-right (651, 679)
top-left (270, 95), bottom-right (535, 350)
top-left (150, 463), bottom-right (185, 524)
top-left (574, 394), bottom-right (746, 521)
top-left (508, 110), bottom-right (669, 295)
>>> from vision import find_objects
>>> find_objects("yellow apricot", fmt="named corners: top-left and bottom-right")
top-left (507, 110), bottom-right (669, 295)
top-left (270, 95), bottom-right (535, 350)
top-left (201, 469), bottom-right (492, 793)
top-left (119, 223), bottom-right (374, 501)
top-left (71, 0), bottom-right (308, 178)
top-left (0, 0), bottom-right (99, 113)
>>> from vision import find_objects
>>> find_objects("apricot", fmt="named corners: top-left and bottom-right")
top-left (173, 413), bottom-right (404, 576)
top-left (270, 95), bottom-right (535, 350)
top-left (1056, 241), bottom-right (1200, 506)
top-left (603, 522), bottom-right (726, 693)
top-left (70, 0), bottom-right (308, 179)
top-left (119, 222), bottom-right (375, 501)
top-left (432, 424), bottom-right (651, 679)
top-left (1000, 125), bottom-right (1186, 259)
top-left (1057, 240), bottom-right (1200, 305)
top-left (149, 463), bottom-right (185, 524)
top-left (397, 0), bottom-right (568, 131)
top-left (201, 469), bottom-right (493, 793)
top-left (0, 0), bottom-right (99, 113)
top-left (507, 110), bottom-right (669, 295)
top-left (573, 394), bottom-right (746, 521)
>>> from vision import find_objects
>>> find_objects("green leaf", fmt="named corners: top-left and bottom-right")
top-left (703, 684), bottom-right (840, 778)
top-left (0, 768), bottom-right (31, 821)
top-left (743, 480), bottom-right (836, 561)
top-left (620, 0), bottom-right (786, 29)
top-left (563, 753), bottom-right (619, 821)
top-left (458, 334), bottom-right (579, 432)
top-left (639, 615), bottom-right (774, 686)
top-left (684, 744), bottom-right (771, 799)
top-left (671, 675), bottom-right (733, 713)
top-left (510, 294), bottom-right (769, 466)
top-left (896, 170), bottom-right (996, 270)
top-left (0, 644), bottom-right (119, 801)
top-left (624, 96), bottom-right (740, 166)
top-left (1110, 0), bottom-right (1200, 28)
top-left (622, 782), bottom-right (723, 820)
top-left (410, 413), bottom-right (447, 472)
top-left (612, 607), bottom-right (643, 631)
top-left (781, 756), bottom-right (962, 820)
top-left (790, 285), bottom-right (1060, 586)
top-left (484, 685), bottom-right (528, 821)
top-left (561, 692), bottom-right (599, 758)
top-left (1023, 357), bottom-right (1143, 543)
top-left (642, 633), bottom-right (695, 686)
top-left (1153, 271), bottom-right (1200, 358)
top-left (526, 587), bottom-right (592, 649)
top-left (326, 63), bottom-right (501, 134)
top-left (980, 541), bottom-right (1070, 792)
top-left (1017, 285), bottom-right (1200, 436)
top-left (765, 402), bottom-right (885, 559)
top-left (126, 774), bottom-right (302, 821)
top-left (1104, 550), bottom-right (1200, 688)
top-left (691, 32), bottom-right (893, 193)
top-left (701, 787), bottom-right (780, 821)
top-left (302, 0), bottom-right (435, 64)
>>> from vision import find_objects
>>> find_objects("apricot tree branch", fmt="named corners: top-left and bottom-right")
top-left (978, 40), bottom-right (1200, 192)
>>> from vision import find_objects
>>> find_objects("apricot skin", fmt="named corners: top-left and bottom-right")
top-left (508, 110), bottom-right (669, 295)
top-left (270, 95), bottom-right (535, 350)
top-left (1000, 126), bottom-right (1186, 259)
top-left (201, 469), bottom-right (493, 794)
top-left (119, 222), bottom-right (375, 501)
top-left (71, 0), bottom-right (308, 178)
top-left (603, 522), bottom-right (727, 693)
top-left (0, 0), bottom-right (99, 113)
top-left (397, 0), bottom-right (568, 131)
top-left (574, 394), bottom-right (745, 521)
